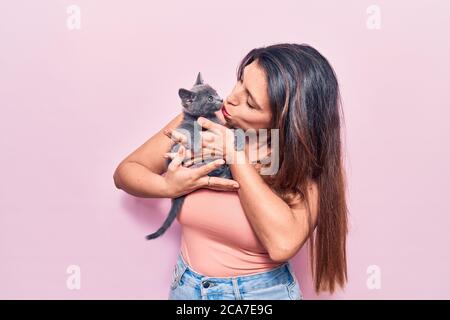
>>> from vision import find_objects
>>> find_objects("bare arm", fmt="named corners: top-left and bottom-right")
top-left (229, 150), bottom-right (319, 263)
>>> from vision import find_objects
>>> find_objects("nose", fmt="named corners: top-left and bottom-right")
top-left (219, 98), bottom-right (223, 102)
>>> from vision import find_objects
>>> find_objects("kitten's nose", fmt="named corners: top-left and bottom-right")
top-left (219, 98), bottom-right (223, 102)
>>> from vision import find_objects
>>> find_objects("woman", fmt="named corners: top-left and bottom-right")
top-left (113, 43), bottom-right (348, 299)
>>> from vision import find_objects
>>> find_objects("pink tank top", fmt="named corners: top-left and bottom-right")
top-left (177, 188), bottom-right (283, 277)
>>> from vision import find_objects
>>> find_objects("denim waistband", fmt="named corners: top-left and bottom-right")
top-left (172, 252), bottom-right (298, 292)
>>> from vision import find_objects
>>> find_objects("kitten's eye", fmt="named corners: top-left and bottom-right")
top-left (207, 96), bottom-right (213, 102)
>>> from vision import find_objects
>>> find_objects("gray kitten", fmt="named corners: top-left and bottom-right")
top-left (146, 72), bottom-right (244, 240)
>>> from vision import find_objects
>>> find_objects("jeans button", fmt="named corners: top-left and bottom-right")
top-left (202, 281), bottom-right (210, 288)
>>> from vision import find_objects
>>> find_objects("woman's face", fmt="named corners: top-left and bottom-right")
top-left (217, 60), bottom-right (272, 131)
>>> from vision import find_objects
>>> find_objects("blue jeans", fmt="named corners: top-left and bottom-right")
top-left (168, 252), bottom-right (303, 300)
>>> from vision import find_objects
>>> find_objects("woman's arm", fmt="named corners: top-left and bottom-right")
top-left (229, 150), bottom-right (319, 263)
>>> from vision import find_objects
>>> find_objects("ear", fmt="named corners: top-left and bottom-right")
top-left (178, 88), bottom-right (196, 101)
top-left (194, 72), bottom-right (204, 85)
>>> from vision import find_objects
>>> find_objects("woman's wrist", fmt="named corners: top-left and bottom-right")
top-left (160, 174), bottom-right (177, 198)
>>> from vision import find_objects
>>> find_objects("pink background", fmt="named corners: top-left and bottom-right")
top-left (1, 0), bottom-right (449, 299)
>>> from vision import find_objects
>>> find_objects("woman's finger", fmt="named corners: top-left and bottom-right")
top-left (193, 158), bottom-right (225, 178)
top-left (184, 154), bottom-right (213, 166)
top-left (164, 149), bottom-right (193, 160)
top-left (201, 176), bottom-right (240, 190)
top-left (183, 159), bottom-right (195, 167)
top-left (200, 131), bottom-right (216, 143)
top-left (164, 129), bottom-right (190, 147)
top-left (182, 154), bottom-right (201, 167)
top-left (183, 154), bottom-right (207, 167)
top-left (197, 117), bottom-right (223, 132)
top-left (168, 145), bottom-right (186, 171)
top-left (163, 153), bottom-right (175, 159)
top-left (168, 146), bottom-right (221, 163)
top-left (196, 146), bottom-right (223, 159)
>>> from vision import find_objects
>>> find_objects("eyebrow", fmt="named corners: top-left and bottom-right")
top-left (241, 69), bottom-right (263, 110)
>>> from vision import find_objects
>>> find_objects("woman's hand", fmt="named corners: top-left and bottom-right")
top-left (163, 117), bottom-right (238, 166)
top-left (163, 144), bottom-right (240, 198)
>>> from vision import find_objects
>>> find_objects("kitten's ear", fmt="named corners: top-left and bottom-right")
top-left (178, 88), bottom-right (196, 101)
top-left (194, 72), bottom-right (204, 85)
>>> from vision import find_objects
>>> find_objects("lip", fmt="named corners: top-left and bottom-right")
top-left (221, 104), bottom-right (231, 118)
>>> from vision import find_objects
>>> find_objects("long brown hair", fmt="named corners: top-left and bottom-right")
top-left (236, 43), bottom-right (349, 294)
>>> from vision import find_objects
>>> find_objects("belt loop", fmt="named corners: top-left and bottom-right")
top-left (232, 278), bottom-right (242, 300)
top-left (171, 256), bottom-right (188, 289)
